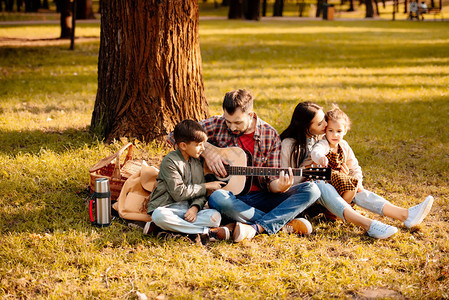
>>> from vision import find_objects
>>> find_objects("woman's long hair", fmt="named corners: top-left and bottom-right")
top-left (280, 102), bottom-right (323, 167)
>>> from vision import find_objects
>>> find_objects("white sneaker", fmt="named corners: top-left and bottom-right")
top-left (367, 220), bottom-right (398, 239)
top-left (404, 195), bottom-right (434, 228)
top-left (233, 222), bottom-right (257, 243)
top-left (282, 218), bottom-right (313, 235)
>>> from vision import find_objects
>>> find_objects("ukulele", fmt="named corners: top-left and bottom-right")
top-left (204, 143), bottom-right (331, 195)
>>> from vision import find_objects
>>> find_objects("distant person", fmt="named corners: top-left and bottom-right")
top-left (144, 119), bottom-right (230, 243)
top-left (419, 1), bottom-right (428, 19)
top-left (409, 0), bottom-right (419, 19)
top-left (281, 102), bottom-right (434, 239)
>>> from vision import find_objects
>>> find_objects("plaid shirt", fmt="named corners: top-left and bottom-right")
top-left (199, 114), bottom-right (281, 191)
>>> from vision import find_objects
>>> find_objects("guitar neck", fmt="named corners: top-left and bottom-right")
top-left (225, 166), bottom-right (303, 177)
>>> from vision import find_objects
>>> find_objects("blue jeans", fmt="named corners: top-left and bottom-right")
top-left (152, 201), bottom-right (221, 234)
top-left (208, 181), bottom-right (320, 235)
top-left (315, 181), bottom-right (388, 219)
top-left (315, 181), bottom-right (351, 220)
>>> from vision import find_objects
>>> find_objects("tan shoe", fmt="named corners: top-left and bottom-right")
top-left (282, 218), bottom-right (313, 235)
top-left (209, 226), bottom-right (231, 242)
top-left (233, 222), bottom-right (257, 242)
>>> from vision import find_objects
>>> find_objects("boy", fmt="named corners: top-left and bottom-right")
top-left (144, 119), bottom-right (230, 242)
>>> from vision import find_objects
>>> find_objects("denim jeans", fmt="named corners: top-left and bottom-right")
top-left (315, 181), bottom-right (351, 220)
top-left (353, 188), bottom-right (388, 216)
top-left (151, 201), bottom-right (221, 234)
top-left (208, 181), bottom-right (320, 235)
top-left (315, 181), bottom-right (387, 219)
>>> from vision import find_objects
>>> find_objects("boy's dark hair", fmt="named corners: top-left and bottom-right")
top-left (173, 119), bottom-right (207, 145)
top-left (222, 89), bottom-right (254, 114)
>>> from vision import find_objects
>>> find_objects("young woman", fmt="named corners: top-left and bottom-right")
top-left (280, 102), bottom-right (433, 239)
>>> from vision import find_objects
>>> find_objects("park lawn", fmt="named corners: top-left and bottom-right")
top-left (0, 19), bottom-right (449, 299)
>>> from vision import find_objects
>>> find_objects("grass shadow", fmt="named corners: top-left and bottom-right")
top-left (0, 127), bottom-right (97, 155)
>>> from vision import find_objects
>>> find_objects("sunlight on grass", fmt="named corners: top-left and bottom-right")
top-left (0, 19), bottom-right (448, 298)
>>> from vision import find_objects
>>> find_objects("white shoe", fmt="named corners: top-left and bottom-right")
top-left (367, 220), bottom-right (398, 239)
top-left (233, 222), bottom-right (257, 243)
top-left (282, 218), bottom-right (313, 235)
top-left (404, 195), bottom-right (434, 228)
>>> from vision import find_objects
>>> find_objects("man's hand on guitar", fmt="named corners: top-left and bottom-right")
top-left (270, 167), bottom-right (294, 193)
top-left (202, 144), bottom-right (228, 178)
top-left (205, 181), bottom-right (226, 196)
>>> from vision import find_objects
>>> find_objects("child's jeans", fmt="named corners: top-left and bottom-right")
top-left (353, 188), bottom-right (387, 216)
top-left (151, 201), bottom-right (221, 234)
top-left (315, 181), bottom-right (387, 220)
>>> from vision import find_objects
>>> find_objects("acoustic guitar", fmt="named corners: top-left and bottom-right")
top-left (204, 143), bottom-right (331, 195)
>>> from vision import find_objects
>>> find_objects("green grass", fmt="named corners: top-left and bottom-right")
top-left (1, 19), bottom-right (449, 299)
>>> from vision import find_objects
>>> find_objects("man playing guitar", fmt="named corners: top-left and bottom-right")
top-left (195, 89), bottom-right (321, 242)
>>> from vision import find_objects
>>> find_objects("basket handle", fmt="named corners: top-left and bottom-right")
top-left (112, 142), bottom-right (133, 179)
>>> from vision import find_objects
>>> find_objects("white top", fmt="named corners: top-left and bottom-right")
top-left (281, 138), bottom-right (316, 185)
top-left (310, 138), bottom-right (363, 182)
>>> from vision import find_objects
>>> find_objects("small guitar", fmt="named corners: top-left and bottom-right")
top-left (204, 144), bottom-right (331, 195)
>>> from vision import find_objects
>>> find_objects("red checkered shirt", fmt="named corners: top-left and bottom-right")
top-left (201, 114), bottom-right (281, 191)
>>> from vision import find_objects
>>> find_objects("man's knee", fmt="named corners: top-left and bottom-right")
top-left (208, 189), bottom-right (233, 210)
top-left (296, 181), bottom-right (321, 201)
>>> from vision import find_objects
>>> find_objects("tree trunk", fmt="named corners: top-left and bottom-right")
top-left (91, 0), bottom-right (208, 143)
top-left (365, 0), bottom-right (377, 17)
top-left (404, 0), bottom-right (408, 13)
top-left (221, 0), bottom-right (230, 6)
top-left (316, 0), bottom-right (324, 17)
top-left (273, 0), bottom-right (284, 16)
top-left (60, 0), bottom-right (74, 39)
top-left (374, 0), bottom-right (379, 15)
top-left (76, 0), bottom-right (95, 19)
top-left (243, 0), bottom-right (260, 20)
top-left (262, 0), bottom-right (267, 16)
top-left (347, 0), bottom-right (355, 11)
top-left (228, 0), bottom-right (243, 19)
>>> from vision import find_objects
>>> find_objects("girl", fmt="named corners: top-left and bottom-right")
top-left (280, 102), bottom-right (433, 239)
top-left (310, 104), bottom-right (360, 204)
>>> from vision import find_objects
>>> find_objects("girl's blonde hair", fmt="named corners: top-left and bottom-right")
top-left (325, 104), bottom-right (351, 131)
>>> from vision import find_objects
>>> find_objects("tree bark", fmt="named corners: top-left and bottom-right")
top-left (76, 0), bottom-right (95, 19)
top-left (365, 0), bottom-right (377, 17)
top-left (273, 0), bottom-right (284, 16)
top-left (347, 0), bottom-right (355, 11)
top-left (91, 0), bottom-right (208, 143)
top-left (228, 0), bottom-right (243, 19)
top-left (243, 0), bottom-right (260, 20)
top-left (316, 0), bottom-right (324, 17)
top-left (262, 0), bottom-right (267, 16)
top-left (60, 0), bottom-right (74, 39)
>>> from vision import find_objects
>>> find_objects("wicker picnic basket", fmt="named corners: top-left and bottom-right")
top-left (89, 143), bottom-right (143, 200)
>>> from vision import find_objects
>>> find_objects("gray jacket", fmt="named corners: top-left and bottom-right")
top-left (147, 148), bottom-right (207, 214)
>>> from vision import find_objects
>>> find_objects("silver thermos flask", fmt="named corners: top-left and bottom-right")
top-left (89, 178), bottom-right (112, 227)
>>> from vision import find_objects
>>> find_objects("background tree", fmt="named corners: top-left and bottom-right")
top-left (273, 0), bottom-right (284, 16)
top-left (228, 0), bottom-right (260, 20)
top-left (365, 0), bottom-right (377, 17)
top-left (60, 0), bottom-right (74, 39)
top-left (228, 0), bottom-right (243, 18)
top-left (91, 0), bottom-right (208, 143)
top-left (76, 0), bottom-right (95, 19)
